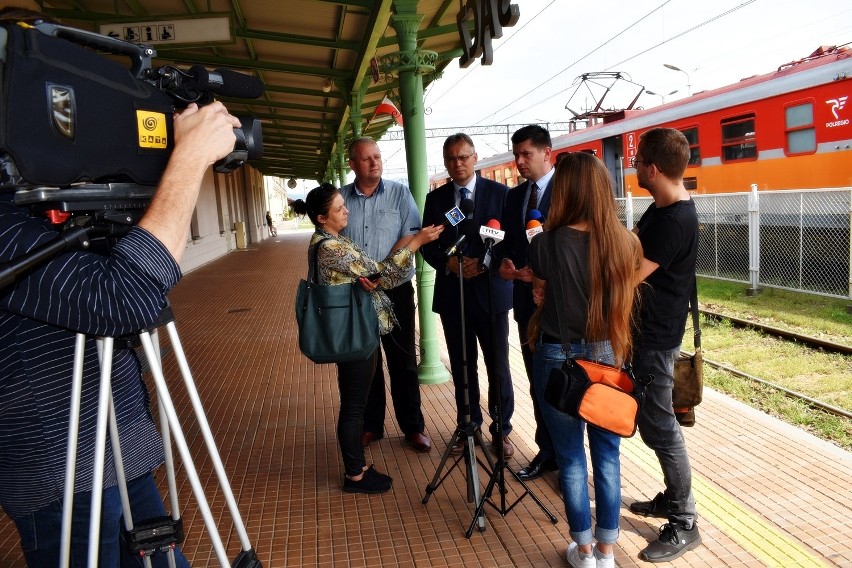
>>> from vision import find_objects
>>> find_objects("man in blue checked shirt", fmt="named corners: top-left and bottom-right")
top-left (340, 137), bottom-right (433, 453)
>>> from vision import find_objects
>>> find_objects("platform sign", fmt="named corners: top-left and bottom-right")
top-left (99, 14), bottom-right (233, 47)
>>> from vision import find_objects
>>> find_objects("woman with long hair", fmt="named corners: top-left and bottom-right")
top-left (527, 152), bottom-right (642, 567)
top-left (292, 183), bottom-right (442, 494)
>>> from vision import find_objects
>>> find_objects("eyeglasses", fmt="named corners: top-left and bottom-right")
top-left (629, 156), bottom-right (653, 168)
top-left (444, 154), bottom-right (473, 163)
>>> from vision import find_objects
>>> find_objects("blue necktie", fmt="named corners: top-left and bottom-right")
top-left (459, 186), bottom-right (470, 204)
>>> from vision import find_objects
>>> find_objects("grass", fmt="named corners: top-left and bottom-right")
top-left (694, 277), bottom-right (852, 450)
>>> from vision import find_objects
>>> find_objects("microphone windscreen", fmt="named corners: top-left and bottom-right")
top-left (214, 68), bottom-right (265, 99)
top-left (485, 219), bottom-right (501, 230)
top-left (460, 198), bottom-right (475, 216)
top-left (526, 219), bottom-right (542, 229)
top-left (527, 209), bottom-right (543, 221)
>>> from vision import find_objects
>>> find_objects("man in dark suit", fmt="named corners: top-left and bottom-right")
top-left (421, 133), bottom-right (515, 457)
top-left (499, 125), bottom-right (558, 480)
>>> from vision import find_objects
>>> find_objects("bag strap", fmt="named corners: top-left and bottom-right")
top-left (688, 276), bottom-right (701, 350)
top-left (308, 236), bottom-right (331, 284)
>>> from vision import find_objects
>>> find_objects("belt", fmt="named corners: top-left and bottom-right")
top-left (542, 333), bottom-right (583, 344)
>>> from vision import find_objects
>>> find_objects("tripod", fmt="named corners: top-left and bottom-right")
top-left (61, 304), bottom-right (261, 567)
top-left (422, 247), bottom-right (495, 533)
top-left (464, 248), bottom-right (557, 538)
top-left (0, 226), bottom-right (260, 567)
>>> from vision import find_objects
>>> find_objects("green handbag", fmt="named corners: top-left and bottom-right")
top-left (295, 237), bottom-right (380, 364)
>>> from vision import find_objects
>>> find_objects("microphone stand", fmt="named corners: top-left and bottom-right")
top-left (464, 247), bottom-right (557, 537)
top-left (423, 241), bottom-right (494, 534)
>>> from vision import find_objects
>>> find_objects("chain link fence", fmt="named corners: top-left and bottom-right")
top-left (616, 188), bottom-right (852, 299)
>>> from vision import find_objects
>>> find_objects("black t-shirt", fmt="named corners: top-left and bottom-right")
top-left (528, 227), bottom-right (591, 341)
top-left (635, 199), bottom-right (698, 350)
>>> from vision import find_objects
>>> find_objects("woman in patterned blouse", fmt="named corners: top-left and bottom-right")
top-left (292, 183), bottom-right (442, 494)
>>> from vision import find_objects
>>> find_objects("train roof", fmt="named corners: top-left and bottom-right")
top-left (456, 45), bottom-right (852, 174)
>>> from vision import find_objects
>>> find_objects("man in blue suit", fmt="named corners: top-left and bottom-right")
top-left (499, 125), bottom-right (557, 480)
top-left (421, 133), bottom-right (515, 457)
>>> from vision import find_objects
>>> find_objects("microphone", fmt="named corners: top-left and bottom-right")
top-left (527, 209), bottom-right (544, 242)
top-left (188, 65), bottom-right (265, 99)
top-left (442, 197), bottom-right (475, 229)
top-left (527, 208), bottom-right (543, 224)
top-left (478, 219), bottom-right (505, 271)
top-left (443, 199), bottom-right (476, 256)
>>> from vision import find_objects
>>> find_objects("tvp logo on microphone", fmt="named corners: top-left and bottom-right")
top-left (444, 206), bottom-right (466, 227)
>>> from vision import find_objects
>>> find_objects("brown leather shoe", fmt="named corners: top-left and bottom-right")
top-left (405, 432), bottom-right (432, 452)
top-left (492, 435), bottom-right (514, 457)
top-left (361, 431), bottom-right (381, 448)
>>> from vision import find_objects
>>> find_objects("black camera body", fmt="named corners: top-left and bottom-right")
top-left (0, 20), bottom-right (262, 222)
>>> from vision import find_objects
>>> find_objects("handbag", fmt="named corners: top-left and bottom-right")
top-left (295, 237), bottom-right (380, 364)
top-left (540, 231), bottom-right (647, 437)
top-left (545, 357), bottom-right (646, 437)
top-left (672, 278), bottom-right (704, 426)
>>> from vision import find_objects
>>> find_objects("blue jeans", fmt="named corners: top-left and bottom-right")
top-left (633, 346), bottom-right (696, 528)
top-left (13, 472), bottom-right (190, 567)
top-left (533, 339), bottom-right (621, 545)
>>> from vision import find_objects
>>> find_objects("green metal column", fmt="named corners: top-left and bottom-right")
top-left (383, 0), bottom-right (448, 384)
top-left (336, 133), bottom-right (347, 188)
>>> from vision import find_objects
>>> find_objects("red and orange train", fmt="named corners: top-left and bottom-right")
top-left (431, 45), bottom-right (851, 197)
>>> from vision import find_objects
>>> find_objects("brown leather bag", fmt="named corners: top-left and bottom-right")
top-left (673, 280), bottom-right (703, 426)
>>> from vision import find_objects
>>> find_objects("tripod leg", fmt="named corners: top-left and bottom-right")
top-left (85, 337), bottom-right (116, 567)
top-left (60, 333), bottom-right (86, 567)
top-left (463, 435), bottom-right (486, 532)
top-left (137, 330), bottom-right (232, 567)
top-left (162, 321), bottom-right (256, 552)
top-left (423, 427), bottom-right (465, 503)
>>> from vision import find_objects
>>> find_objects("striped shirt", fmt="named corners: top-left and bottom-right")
top-left (0, 196), bottom-right (181, 519)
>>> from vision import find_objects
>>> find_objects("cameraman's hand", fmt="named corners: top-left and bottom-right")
top-left (172, 102), bottom-right (241, 166)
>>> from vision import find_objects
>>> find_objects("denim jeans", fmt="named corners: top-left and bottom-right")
top-left (633, 346), bottom-right (696, 528)
top-left (532, 339), bottom-right (621, 545)
top-left (13, 472), bottom-right (190, 567)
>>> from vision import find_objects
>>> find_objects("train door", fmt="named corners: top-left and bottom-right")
top-left (601, 135), bottom-right (624, 197)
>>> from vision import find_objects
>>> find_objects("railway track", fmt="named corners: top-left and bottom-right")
top-left (690, 308), bottom-right (852, 421)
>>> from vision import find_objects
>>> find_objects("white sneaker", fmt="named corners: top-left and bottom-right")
top-left (566, 542), bottom-right (595, 568)
top-left (594, 546), bottom-right (615, 568)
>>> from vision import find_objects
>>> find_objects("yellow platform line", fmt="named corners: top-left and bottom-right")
top-left (622, 437), bottom-right (828, 567)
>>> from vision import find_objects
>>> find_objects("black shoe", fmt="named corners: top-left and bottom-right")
top-left (518, 458), bottom-right (558, 481)
top-left (629, 492), bottom-right (669, 518)
top-left (363, 465), bottom-right (392, 483)
top-left (639, 522), bottom-right (701, 562)
top-left (343, 468), bottom-right (392, 494)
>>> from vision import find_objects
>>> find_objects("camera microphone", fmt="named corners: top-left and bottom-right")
top-left (478, 219), bottom-right (505, 271)
top-left (526, 209), bottom-right (544, 242)
top-left (443, 198), bottom-right (475, 256)
top-left (442, 197), bottom-right (474, 229)
top-left (188, 66), bottom-right (264, 99)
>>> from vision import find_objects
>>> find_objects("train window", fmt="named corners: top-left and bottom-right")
top-left (504, 167), bottom-right (514, 187)
top-left (785, 102), bottom-right (816, 154)
top-left (721, 114), bottom-right (757, 161)
top-left (684, 177), bottom-right (698, 190)
top-left (679, 127), bottom-right (701, 166)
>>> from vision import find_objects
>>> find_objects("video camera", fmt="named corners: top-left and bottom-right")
top-left (0, 19), bottom-right (263, 229)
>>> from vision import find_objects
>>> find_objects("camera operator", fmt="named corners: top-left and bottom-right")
top-left (0, 11), bottom-right (242, 559)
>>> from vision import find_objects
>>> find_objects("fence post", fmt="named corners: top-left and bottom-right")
top-left (625, 191), bottom-right (634, 229)
top-left (848, 188), bottom-right (852, 302)
top-left (747, 183), bottom-right (760, 295)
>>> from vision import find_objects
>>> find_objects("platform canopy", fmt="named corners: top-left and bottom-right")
top-left (38, 0), bottom-right (485, 182)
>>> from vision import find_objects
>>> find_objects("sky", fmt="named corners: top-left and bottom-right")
top-left (365, 0), bottom-right (852, 185)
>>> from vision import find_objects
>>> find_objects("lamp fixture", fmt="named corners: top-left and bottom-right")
top-left (321, 77), bottom-right (333, 93)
